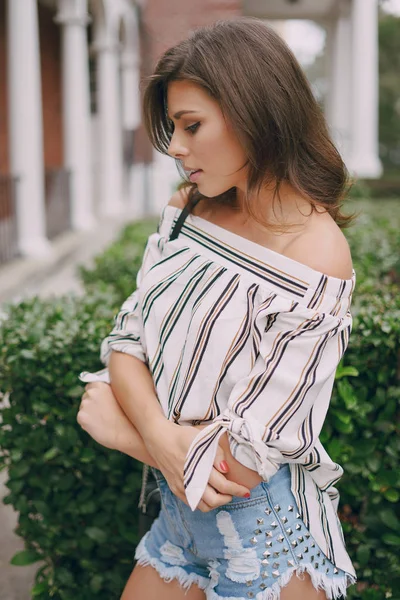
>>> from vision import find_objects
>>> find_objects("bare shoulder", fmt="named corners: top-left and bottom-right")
top-left (284, 212), bottom-right (353, 280)
top-left (167, 187), bottom-right (190, 210)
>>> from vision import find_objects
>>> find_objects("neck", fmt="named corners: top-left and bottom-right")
top-left (235, 180), bottom-right (313, 230)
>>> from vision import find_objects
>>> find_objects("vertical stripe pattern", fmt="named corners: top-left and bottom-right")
top-left (81, 205), bottom-right (356, 578)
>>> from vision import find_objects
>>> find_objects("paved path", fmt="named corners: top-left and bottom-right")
top-left (0, 215), bottom-right (143, 599)
top-left (0, 471), bottom-right (38, 600)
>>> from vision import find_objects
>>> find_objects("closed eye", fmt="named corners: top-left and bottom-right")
top-left (185, 122), bottom-right (200, 134)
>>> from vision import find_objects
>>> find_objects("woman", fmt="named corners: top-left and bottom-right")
top-left (78, 17), bottom-right (357, 600)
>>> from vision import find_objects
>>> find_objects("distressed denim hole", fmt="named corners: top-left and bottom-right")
top-left (216, 511), bottom-right (260, 583)
top-left (159, 540), bottom-right (188, 566)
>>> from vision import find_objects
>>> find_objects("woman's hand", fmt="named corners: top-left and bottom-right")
top-left (77, 382), bottom-right (158, 468)
top-left (218, 431), bottom-right (263, 490)
top-left (145, 421), bottom-right (251, 512)
top-left (78, 382), bottom-right (252, 512)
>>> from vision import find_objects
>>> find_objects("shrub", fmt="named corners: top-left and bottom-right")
top-left (0, 290), bottom-right (144, 599)
top-left (345, 207), bottom-right (400, 293)
top-left (78, 219), bottom-right (158, 304)
top-left (323, 286), bottom-right (400, 599)
top-left (347, 180), bottom-right (373, 201)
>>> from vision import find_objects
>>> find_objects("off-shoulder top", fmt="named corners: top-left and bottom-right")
top-left (80, 202), bottom-right (356, 577)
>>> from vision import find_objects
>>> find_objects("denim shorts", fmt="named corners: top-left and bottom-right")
top-left (134, 464), bottom-right (353, 599)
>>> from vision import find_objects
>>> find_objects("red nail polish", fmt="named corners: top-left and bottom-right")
top-left (220, 461), bottom-right (229, 472)
top-left (244, 492), bottom-right (251, 498)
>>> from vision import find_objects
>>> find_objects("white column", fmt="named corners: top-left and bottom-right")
top-left (129, 163), bottom-right (146, 218)
top-left (7, 0), bottom-right (51, 257)
top-left (325, 13), bottom-right (352, 164)
top-left (55, 0), bottom-right (95, 230)
top-left (348, 0), bottom-right (382, 178)
top-left (121, 51), bottom-right (143, 214)
top-left (120, 53), bottom-right (141, 131)
top-left (95, 39), bottom-right (124, 216)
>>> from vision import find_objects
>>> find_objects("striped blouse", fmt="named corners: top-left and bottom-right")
top-left (80, 204), bottom-right (356, 577)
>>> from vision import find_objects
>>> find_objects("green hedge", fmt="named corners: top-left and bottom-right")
top-left (344, 204), bottom-right (400, 294)
top-left (326, 287), bottom-right (400, 599)
top-left (78, 218), bottom-right (158, 304)
top-left (0, 290), bottom-right (144, 599)
top-left (328, 205), bottom-right (400, 599)
top-left (0, 203), bottom-right (399, 599)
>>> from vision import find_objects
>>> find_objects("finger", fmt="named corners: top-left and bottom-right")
top-left (172, 478), bottom-right (232, 511)
top-left (214, 447), bottom-right (230, 474)
top-left (84, 389), bottom-right (99, 403)
top-left (197, 499), bottom-right (214, 513)
top-left (77, 410), bottom-right (87, 428)
top-left (208, 469), bottom-right (250, 498)
top-left (170, 485), bottom-right (213, 513)
top-left (81, 392), bottom-right (95, 406)
top-left (85, 381), bottom-right (105, 392)
top-left (202, 484), bottom-right (232, 509)
top-left (79, 398), bottom-right (90, 412)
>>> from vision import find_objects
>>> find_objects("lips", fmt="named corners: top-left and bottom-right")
top-left (189, 170), bottom-right (203, 183)
top-left (181, 164), bottom-right (203, 182)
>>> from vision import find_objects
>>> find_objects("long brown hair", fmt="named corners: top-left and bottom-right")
top-left (143, 17), bottom-right (355, 230)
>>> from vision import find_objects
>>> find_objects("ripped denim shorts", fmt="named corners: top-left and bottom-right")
top-left (134, 464), bottom-right (355, 600)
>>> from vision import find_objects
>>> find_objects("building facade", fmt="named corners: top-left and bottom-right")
top-left (0, 0), bottom-right (381, 263)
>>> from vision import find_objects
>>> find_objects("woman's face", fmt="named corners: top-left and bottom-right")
top-left (166, 80), bottom-right (248, 198)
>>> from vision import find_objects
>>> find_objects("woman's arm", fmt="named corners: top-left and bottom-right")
top-left (107, 351), bottom-right (252, 510)
top-left (108, 351), bottom-right (167, 448)
top-left (78, 380), bottom-right (261, 489)
top-left (77, 381), bottom-right (158, 467)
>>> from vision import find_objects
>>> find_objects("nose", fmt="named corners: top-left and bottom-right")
top-left (167, 131), bottom-right (189, 159)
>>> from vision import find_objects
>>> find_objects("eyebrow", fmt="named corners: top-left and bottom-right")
top-left (168, 110), bottom-right (198, 120)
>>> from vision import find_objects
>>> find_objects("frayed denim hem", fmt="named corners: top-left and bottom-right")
top-left (206, 563), bottom-right (357, 600)
top-left (135, 533), bottom-right (356, 600)
top-left (134, 533), bottom-right (210, 594)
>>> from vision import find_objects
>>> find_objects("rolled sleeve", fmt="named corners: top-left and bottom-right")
top-left (184, 306), bottom-right (351, 511)
top-left (79, 228), bottom-right (164, 385)
top-left (100, 289), bottom-right (147, 365)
